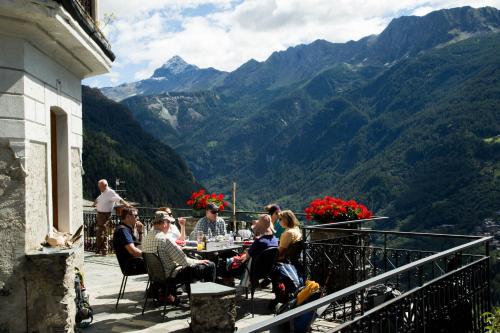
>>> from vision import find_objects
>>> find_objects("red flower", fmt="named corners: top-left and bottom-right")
top-left (186, 190), bottom-right (230, 210)
top-left (305, 195), bottom-right (372, 223)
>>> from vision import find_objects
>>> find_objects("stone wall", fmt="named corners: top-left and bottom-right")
top-left (25, 141), bottom-right (48, 251)
top-left (190, 286), bottom-right (236, 333)
top-left (0, 140), bottom-right (27, 333)
top-left (25, 249), bottom-right (77, 333)
top-left (71, 148), bottom-right (84, 268)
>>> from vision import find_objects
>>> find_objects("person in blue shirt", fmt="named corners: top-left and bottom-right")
top-left (113, 207), bottom-right (146, 275)
top-left (224, 214), bottom-right (278, 279)
top-left (266, 203), bottom-right (285, 239)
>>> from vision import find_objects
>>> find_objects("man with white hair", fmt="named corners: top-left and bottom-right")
top-left (93, 179), bottom-right (129, 255)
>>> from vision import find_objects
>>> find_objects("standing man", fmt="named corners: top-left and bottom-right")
top-left (192, 203), bottom-right (227, 239)
top-left (93, 179), bottom-right (129, 255)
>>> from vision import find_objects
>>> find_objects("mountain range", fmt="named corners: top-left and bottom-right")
top-left (82, 86), bottom-right (200, 206)
top-left (92, 6), bottom-right (500, 232)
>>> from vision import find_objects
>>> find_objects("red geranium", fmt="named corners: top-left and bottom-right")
top-left (305, 195), bottom-right (372, 223)
top-left (186, 189), bottom-right (229, 211)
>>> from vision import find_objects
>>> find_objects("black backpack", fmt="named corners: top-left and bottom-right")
top-left (75, 268), bottom-right (93, 328)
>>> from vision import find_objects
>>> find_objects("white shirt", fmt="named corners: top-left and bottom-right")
top-left (166, 224), bottom-right (181, 241)
top-left (95, 187), bottom-right (122, 213)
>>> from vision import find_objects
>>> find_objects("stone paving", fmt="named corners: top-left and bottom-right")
top-left (81, 252), bottom-right (276, 333)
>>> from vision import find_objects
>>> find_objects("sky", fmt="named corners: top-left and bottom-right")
top-left (84, 0), bottom-right (500, 88)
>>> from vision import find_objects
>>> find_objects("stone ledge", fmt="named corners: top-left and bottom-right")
top-left (26, 244), bottom-right (81, 258)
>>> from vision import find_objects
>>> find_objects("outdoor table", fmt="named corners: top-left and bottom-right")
top-left (182, 245), bottom-right (243, 260)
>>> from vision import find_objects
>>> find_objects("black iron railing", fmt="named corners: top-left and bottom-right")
top-left (238, 224), bottom-right (491, 333)
top-left (55, 0), bottom-right (115, 60)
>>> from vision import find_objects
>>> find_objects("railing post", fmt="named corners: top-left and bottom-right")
top-left (383, 233), bottom-right (387, 272)
top-left (302, 226), bottom-right (308, 281)
top-left (486, 240), bottom-right (491, 310)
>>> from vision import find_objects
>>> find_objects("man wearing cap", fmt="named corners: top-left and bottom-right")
top-left (158, 207), bottom-right (186, 241)
top-left (192, 202), bottom-right (227, 239)
top-left (143, 211), bottom-right (216, 287)
top-left (93, 179), bottom-right (130, 255)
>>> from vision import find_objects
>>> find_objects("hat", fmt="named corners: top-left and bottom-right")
top-left (206, 202), bottom-right (219, 212)
top-left (153, 211), bottom-right (175, 224)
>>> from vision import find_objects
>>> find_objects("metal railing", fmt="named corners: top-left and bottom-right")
top-left (55, 0), bottom-right (115, 60)
top-left (238, 224), bottom-right (491, 332)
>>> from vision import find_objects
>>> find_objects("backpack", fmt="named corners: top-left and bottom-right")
top-left (75, 268), bottom-right (93, 328)
top-left (271, 262), bottom-right (304, 304)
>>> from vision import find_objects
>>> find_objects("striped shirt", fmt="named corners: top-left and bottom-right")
top-left (143, 229), bottom-right (197, 277)
top-left (192, 216), bottom-right (227, 239)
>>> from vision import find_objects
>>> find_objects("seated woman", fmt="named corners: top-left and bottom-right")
top-left (225, 214), bottom-right (278, 278)
top-left (270, 210), bottom-right (303, 309)
top-left (277, 210), bottom-right (302, 260)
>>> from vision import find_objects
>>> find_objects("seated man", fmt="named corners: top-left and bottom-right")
top-left (191, 203), bottom-right (227, 239)
top-left (143, 211), bottom-right (216, 290)
top-left (158, 207), bottom-right (186, 242)
top-left (113, 207), bottom-right (146, 275)
top-left (225, 214), bottom-right (278, 278)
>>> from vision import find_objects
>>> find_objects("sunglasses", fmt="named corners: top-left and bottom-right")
top-left (166, 212), bottom-right (173, 216)
top-left (210, 210), bottom-right (218, 214)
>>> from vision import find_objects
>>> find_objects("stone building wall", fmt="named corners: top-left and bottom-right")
top-left (71, 148), bottom-right (84, 268)
top-left (25, 142), bottom-right (48, 251)
top-left (0, 140), bottom-right (27, 333)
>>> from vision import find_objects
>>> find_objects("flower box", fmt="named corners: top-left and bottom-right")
top-left (186, 189), bottom-right (229, 212)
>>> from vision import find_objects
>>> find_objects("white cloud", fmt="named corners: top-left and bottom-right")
top-left (89, 0), bottom-right (500, 87)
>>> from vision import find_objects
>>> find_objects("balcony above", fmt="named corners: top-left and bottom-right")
top-left (0, 0), bottom-right (115, 78)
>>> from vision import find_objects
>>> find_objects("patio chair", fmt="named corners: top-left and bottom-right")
top-left (115, 257), bottom-right (147, 309)
top-left (141, 252), bottom-right (190, 319)
top-left (245, 247), bottom-right (279, 317)
top-left (282, 240), bottom-right (304, 275)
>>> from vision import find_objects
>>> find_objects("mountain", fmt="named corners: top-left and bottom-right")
top-left (121, 90), bottom-right (224, 147)
top-left (101, 56), bottom-right (228, 101)
top-left (82, 86), bottom-right (200, 206)
top-left (95, 6), bottom-right (500, 233)
top-left (218, 6), bottom-right (500, 97)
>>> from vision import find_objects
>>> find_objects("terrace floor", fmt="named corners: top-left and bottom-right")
top-left (82, 252), bottom-right (277, 333)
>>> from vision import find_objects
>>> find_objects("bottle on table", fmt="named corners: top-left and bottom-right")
top-left (202, 234), bottom-right (207, 250)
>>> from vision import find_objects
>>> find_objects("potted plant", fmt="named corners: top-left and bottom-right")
top-left (304, 195), bottom-right (372, 226)
top-left (186, 189), bottom-right (229, 217)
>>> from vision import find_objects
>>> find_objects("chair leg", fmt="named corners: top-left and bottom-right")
top-left (142, 279), bottom-right (150, 315)
top-left (162, 287), bottom-right (168, 321)
top-left (251, 286), bottom-right (255, 318)
top-left (116, 275), bottom-right (127, 309)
